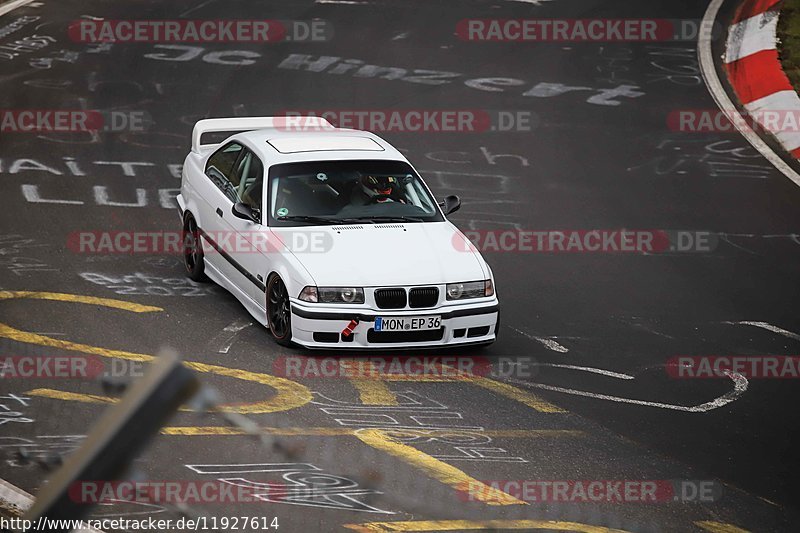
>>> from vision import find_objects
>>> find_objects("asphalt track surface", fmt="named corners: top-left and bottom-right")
top-left (1, 0), bottom-right (800, 532)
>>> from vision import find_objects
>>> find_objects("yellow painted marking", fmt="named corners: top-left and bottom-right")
top-left (181, 360), bottom-right (311, 414)
top-left (0, 290), bottom-right (161, 313)
top-left (14, 403), bottom-right (583, 437)
top-left (27, 389), bottom-right (117, 404)
top-left (469, 374), bottom-right (565, 413)
top-left (354, 429), bottom-right (525, 506)
top-left (10, 291), bottom-right (572, 515)
top-left (695, 522), bottom-right (750, 533)
top-left (161, 426), bottom-right (358, 436)
top-left (27, 386), bottom-right (315, 416)
top-left (343, 519), bottom-right (633, 532)
top-left (0, 319), bottom-right (151, 364)
top-left (0, 291), bottom-right (312, 414)
top-left (348, 378), bottom-right (400, 405)
top-left (380, 363), bottom-right (564, 412)
top-left (330, 360), bottom-right (563, 413)
top-left (341, 359), bottom-right (399, 405)
top-left (163, 426), bottom-right (251, 436)
top-left (157, 426), bottom-right (585, 437)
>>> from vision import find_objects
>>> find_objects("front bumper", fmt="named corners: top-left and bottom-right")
top-left (289, 300), bottom-right (499, 349)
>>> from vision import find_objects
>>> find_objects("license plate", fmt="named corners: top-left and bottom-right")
top-left (375, 316), bottom-right (441, 332)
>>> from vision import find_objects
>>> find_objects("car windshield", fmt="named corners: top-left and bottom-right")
top-left (267, 160), bottom-right (444, 226)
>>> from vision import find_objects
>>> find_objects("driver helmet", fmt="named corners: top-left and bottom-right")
top-left (360, 174), bottom-right (397, 198)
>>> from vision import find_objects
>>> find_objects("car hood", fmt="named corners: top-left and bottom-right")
top-left (270, 222), bottom-right (486, 287)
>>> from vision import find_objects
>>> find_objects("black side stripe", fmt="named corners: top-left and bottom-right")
top-left (199, 229), bottom-right (266, 292)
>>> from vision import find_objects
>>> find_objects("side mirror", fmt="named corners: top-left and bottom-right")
top-left (439, 195), bottom-right (461, 216)
top-left (232, 202), bottom-right (259, 223)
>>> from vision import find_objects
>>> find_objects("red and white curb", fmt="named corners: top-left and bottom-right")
top-left (724, 0), bottom-right (800, 158)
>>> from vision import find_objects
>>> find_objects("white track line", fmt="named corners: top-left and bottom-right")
top-left (537, 363), bottom-right (635, 380)
top-left (699, 0), bottom-right (800, 188)
top-left (210, 319), bottom-right (252, 354)
top-left (505, 0), bottom-right (553, 4)
top-left (179, 0), bottom-right (218, 17)
top-left (508, 370), bottom-right (748, 412)
top-left (508, 326), bottom-right (569, 352)
top-left (0, 0), bottom-right (34, 17)
top-left (724, 320), bottom-right (800, 341)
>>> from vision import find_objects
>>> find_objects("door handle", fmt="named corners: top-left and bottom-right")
top-left (216, 208), bottom-right (223, 218)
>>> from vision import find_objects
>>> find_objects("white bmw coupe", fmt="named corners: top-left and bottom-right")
top-left (177, 116), bottom-right (499, 349)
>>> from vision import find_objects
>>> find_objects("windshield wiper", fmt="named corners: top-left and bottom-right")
top-left (350, 215), bottom-right (425, 223)
top-left (276, 215), bottom-right (363, 225)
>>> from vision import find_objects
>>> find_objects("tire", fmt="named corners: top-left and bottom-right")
top-left (183, 214), bottom-right (207, 282)
top-left (266, 274), bottom-right (293, 347)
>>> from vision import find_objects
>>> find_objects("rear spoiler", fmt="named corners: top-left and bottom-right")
top-left (191, 116), bottom-right (335, 153)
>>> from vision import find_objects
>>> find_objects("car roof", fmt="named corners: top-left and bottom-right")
top-left (229, 127), bottom-right (410, 165)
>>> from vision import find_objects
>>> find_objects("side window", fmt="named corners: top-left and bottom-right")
top-left (205, 142), bottom-right (243, 202)
top-left (236, 150), bottom-right (265, 220)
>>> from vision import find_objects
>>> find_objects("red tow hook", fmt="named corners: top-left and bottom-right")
top-left (342, 318), bottom-right (360, 337)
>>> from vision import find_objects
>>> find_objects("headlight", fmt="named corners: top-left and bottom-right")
top-left (298, 286), bottom-right (364, 304)
top-left (446, 280), bottom-right (493, 300)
